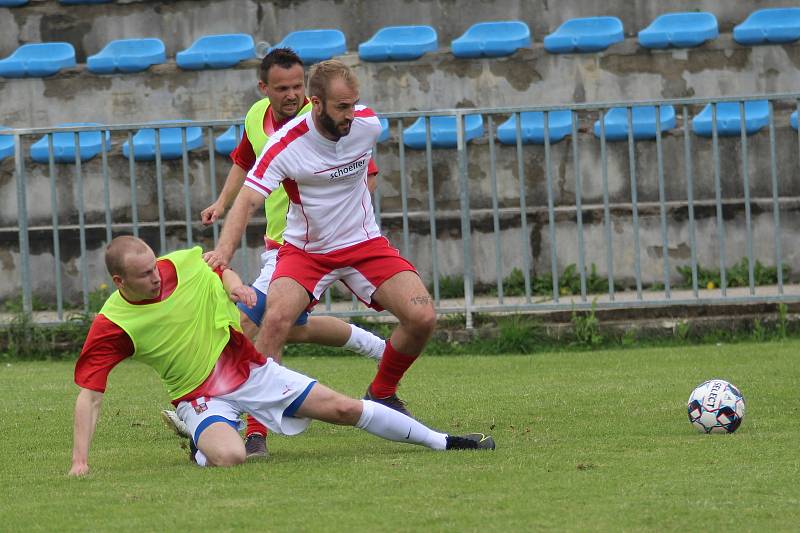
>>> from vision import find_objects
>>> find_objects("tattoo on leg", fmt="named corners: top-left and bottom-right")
top-left (410, 296), bottom-right (433, 306)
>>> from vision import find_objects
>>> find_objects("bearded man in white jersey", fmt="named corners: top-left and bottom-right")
top-left (206, 60), bottom-right (435, 416)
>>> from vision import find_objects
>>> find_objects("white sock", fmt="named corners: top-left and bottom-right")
top-left (355, 400), bottom-right (447, 450)
top-left (343, 324), bottom-right (386, 361)
top-left (194, 448), bottom-right (209, 467)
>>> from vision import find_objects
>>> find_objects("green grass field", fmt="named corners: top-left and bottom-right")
top-left (1, 341), bottom-right (798, 531)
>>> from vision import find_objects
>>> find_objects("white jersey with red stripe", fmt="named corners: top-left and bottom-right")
top-left (245, 105), bottom-right (383, 254)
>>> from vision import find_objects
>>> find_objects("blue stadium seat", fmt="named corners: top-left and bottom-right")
top-left (790, 110), bottom-right (798, 130)
top-left (544, 16), bottom-right (624, 53)
top-left (176, 34), bottom-right (255, 70)
top-left (593, 106), bottom-right (677, 141)
top-left (378, 118), bottom-right (390, 143)
top-left (451, 21), bottom-right (531, 58)
top-left (0, 126), bottom-right (14, 161)
top-left (29, 123), bottom-right (110, 163)
top-left (359, 25), bottom-right (437, 61)
top-left (272, 30), bottom-right (346, 64)
top-left (733, 8), bottom-right (800, 45)
top-left (496, 111), bottom-right (572, 145)
top-left (0, 43), bottom-right (76, 78)
top-left (692, 101), bottom-right (770, 137)
top-left (214, 125), bottom-right (244, 156)
top-left (0, 1), bottom-right (29, 6)
top-left (403, 115), bottom-right (483, 149)
top-left (123, 123), bottom-right (204, 161)
top-left (638, 12), bottom-right (719, 49)
top-left (87, 38), bottom-right (166, 74)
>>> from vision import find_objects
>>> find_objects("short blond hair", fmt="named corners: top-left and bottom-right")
top-left (308, 60), bottom-right (359, 101)
top-left (105, 235), bottom-right (151, 276)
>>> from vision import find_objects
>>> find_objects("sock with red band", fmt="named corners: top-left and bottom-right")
top-left (246, 414), bottom-right (268, 437)
top-left (368, 340), bottom-right (418, 398)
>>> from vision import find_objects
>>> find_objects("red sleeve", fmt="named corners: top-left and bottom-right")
top-left (212, 265), bottom-right (226, 280)
top-left (74, 314), bottom-right (134, 393)
top-left (229, 129), bottom-right (256, 171)
top-left (367, 158), bottom-right (378, 177)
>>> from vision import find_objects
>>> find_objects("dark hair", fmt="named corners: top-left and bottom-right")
top-left (308, 59), bottom-right (358, 101)
top-left (259, 47), bottom-right (304, 83)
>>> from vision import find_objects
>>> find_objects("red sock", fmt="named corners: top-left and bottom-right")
top-left (369, 340), bottom-right (418, 398)
top-left (246, 415), bottom-right (268, 437)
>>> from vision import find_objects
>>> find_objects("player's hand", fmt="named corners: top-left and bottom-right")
top-left (200, 202), bottom-right (225, 226)
top-left (203, 250), bottom-right (230, 270)
top-left (229, 285), bottom-right (256, 308)
top-left (69, 462), bottom-right (90, 477)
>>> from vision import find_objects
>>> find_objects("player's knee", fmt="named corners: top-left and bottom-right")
top-left (264, 307), bottom-right (296, 331)
top-left (330, 397), bottom-right (362, 426)
top-left (409, 307), bottom-right (437, 336)
top-left (208, 446), bottom-right (246, 467)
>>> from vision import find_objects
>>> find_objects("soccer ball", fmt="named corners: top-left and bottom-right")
top-left (687, 379), bottom-right (745, 433)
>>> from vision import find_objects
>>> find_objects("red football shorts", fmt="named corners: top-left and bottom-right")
top-left (272, 237), bottom-right (417, 311)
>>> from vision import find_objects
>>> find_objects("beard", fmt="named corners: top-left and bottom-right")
top-left (318, 105), bottom-right (352, 140)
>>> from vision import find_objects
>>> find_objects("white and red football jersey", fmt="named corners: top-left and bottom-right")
top-left (245, 105), bottom-right (383, 254)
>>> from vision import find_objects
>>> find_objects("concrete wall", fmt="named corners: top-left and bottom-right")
top-left (3, 3), bottom-right (800, 127)
top-left (2, 0), bottom-right (793, 59)
top-left (2, 0), bottom-right (799, 307)
top-left (4, 36), bottom-right (800, 127)
top-left (2, 119), bottom-right (798, 304)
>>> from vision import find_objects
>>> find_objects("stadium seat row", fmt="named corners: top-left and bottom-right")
top-left (1, 103), bottom-right (795, 163)
top-left (402, 101), bottom-right (787, 148)
top-left (1, 7), bottom-right (799, 77)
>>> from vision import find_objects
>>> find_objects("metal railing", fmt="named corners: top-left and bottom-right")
top-left (2, 92), bottom-right (800, 327)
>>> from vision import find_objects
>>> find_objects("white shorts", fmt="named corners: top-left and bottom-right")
top-left (251, 248), bottom-right (279, 294)
top-left (175, 359), bottom-right (317, 444)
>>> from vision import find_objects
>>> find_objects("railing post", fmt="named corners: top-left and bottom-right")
top-left (14, 134), bottom-right (32, 315)
top-left (456, 112), bottom-right (473, 329)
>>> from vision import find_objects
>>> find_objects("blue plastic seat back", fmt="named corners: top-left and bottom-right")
top-left (791, 110), bottom-right (798, 131)
top-left (451, 21), bottom-right (531, 58)
top-left (638, 12), bottom-right (719, 49)
top-left (123, 122), bottom-right (204, 161)
top-left (0, 125), bottom-right (14, 161)
top-left (0, 1), bottom-right (29, 6)
top-left (378, 118), bottom-right (390, 143)
top-left (403, 115), bottom-right (483, 149)
top-left (544, 16), bottom-right (624, 53)
top-left (176, 34), bottom-right (255, 70)
top-left (692, 101), bottom-right (770, 137)
top-left (215, 124), bottom-right (244, 156)
top-left (734, 8), bottom-right (800, 45)
top-left (87, 38), bottom-right (166, 74)
top-left (30, 123), bottom-right (110, 163)
top-left (496, 110), bottom-right (572, 145)
top-left (0, 42), bottom-right (76, 78)
top-left (593, 106), bottom-right (677, 141)
top-left (273, 30), bottom-right (346, 65)
top-left (359, 25), bottom-right (438, 61)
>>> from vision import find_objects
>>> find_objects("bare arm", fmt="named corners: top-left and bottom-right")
top-left (203, 186), bottom-right (265, 269)
top-left (367, 173), bottom-right (377, 193)
top-left (222, 267), bottom-right (256, 308)
top-left (69, 387), bottom-right (104, 476)
top-left (201, 164), bottom-right (248, 225)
